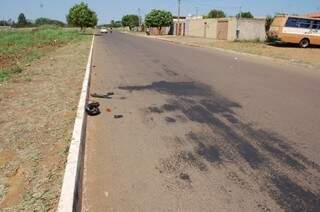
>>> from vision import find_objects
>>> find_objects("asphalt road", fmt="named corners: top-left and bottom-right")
top-left (81, 32), bottom-right (320, 212)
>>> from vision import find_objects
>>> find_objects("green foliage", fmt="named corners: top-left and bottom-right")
top-left (17, 13), bottom-right (28, 27)
top-left (66, 2), bottom-right (98, 29)
top-left (265, 16), bottom-right (274, 33)
top-left (207, 9), bottom-right (226, 18)
top-left (237, 12), bottom-right (254, 19)
top-left (110, 20), bottom-right (122, 28)
top-left (145, 9), bottom-right (173, 28)
top-left (122, 15), bottom-right (139, 30)
top-left (35, 18), bottom-right (66, 27)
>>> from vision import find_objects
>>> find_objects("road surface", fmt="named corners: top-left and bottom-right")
top-left (81, 32), bottom-right (320, 212)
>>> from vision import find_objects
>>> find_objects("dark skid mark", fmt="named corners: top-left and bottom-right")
top-left (222, 113), bottom-right (239, 124)
top-left (182, 103), bottom-right (264, 169)
top-left (148, 106), bottom-right (163, 113)
top-left (196, 143), bottom-right (221, 163)
top-left (270, 174), bottom-right (320, 212)
top-left (179, 151), bottom-right (208, 172)
top-left (201, 99), bottom-right (240, 114)
top-left (162, 104), bottom-right (177, 112)
top-left (119, 81), bottom-right (212, 97)
top-left (128, 80), bottom-right (320, 209)
top-left (165, 117), bottom-right (176, 123)
top-left (261, 142), bottom-right (305, 171)
top-left (243, 126), bottom-right (314, 171)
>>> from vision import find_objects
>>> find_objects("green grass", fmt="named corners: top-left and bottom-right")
top-left (0, 67), bottom-right (22, 82)
top-left (0, 26), bottom-right (90, 82)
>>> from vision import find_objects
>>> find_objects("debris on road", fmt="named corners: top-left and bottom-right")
top-left (90, 92), bottom-right (114, 99)
top-left (86, 101), bottom-right (101, 116)
top-left (114, 115), bottom-right (123, 119)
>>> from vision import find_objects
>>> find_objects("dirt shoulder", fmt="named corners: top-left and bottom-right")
top-left (127, 31), bottom-right (320, 69)
top-left (0, 36), bottom-right (91, 211)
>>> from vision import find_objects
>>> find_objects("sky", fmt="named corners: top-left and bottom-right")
top-left (1, 0), bottom-right (320, 24)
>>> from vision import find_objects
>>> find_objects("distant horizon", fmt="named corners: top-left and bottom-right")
top-left (1, 0), bottom-right (319, 24)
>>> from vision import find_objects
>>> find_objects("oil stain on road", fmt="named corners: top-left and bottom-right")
top-left (119, 80), bottom-right (320, 212)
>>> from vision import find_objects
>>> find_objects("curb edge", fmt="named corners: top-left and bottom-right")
top-left (57, 35), bottom-right (95, 212)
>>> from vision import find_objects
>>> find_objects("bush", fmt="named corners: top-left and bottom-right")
top-left (35, 18), bottom-right (66, 27)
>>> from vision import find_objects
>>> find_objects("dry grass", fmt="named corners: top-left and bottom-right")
top-left (0, 35), bottom-right (91, 211)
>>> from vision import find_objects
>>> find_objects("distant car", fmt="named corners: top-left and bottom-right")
top-left (100, 27), bottom-right (108, 33)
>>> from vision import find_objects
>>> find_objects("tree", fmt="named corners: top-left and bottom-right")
top-left (265, 16), bottom-right (274, 32)
top-left (17, 13), bottom-right (28, 27)
top-left (66, 2), bottom-right (98, 29)
top-left (237, 11), bottom-right (254, 19)
top-left (121, 15), bottom-right (139, 30)
top-left (145, 9), bottom-right (173, 32)
top-left (207, 9), bottom-right (226, 18)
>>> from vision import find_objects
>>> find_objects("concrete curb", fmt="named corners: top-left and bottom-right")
top-left (57, 35), bottom-right (95, 212)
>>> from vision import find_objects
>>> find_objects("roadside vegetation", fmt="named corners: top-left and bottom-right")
top-left (1, 2), bottom-right (97, 211)
top-left (0, 27), bottom-right (88, 82)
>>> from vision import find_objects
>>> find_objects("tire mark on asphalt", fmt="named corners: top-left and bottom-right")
top-left (119, 80), bottom-right (320, 212)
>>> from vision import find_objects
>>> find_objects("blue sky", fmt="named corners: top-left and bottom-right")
top-left (1, 0), bottom-right (319, 24)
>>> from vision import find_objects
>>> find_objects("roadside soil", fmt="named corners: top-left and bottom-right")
top-left (128, 31), bottom-right (320, 69)
top-left (0, 37), bottom-right (91, 211)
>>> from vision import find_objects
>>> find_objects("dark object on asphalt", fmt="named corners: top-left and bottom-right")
top-left (114, 115), bottom-right (123, 119)
top-left (107, 92), bottom-right (114, 96)
top-left (86, 101), bottom-right (101, 116)
top-left (91, 93), bottom-right (113, 99)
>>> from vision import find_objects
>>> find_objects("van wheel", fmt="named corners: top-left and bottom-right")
top-left (299, 38), bottom-right (310, 48)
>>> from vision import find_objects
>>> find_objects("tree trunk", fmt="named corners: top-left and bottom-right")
top-left (158, 26), bottom-right (162, 35)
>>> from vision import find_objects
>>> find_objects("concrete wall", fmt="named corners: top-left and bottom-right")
top-left (186, 19), bottom-right (217, 38)
top-left (227, 18), bottom-right (238, 41)
top-left (185, 17), bottom-right (266, 41)
top-left (149, 27), bottom-right (170, 35)
top-left (238, 19), bottom-right (266, 41)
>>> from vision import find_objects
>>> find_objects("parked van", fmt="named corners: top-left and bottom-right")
top-left (267, 15), bottom-right (320, 48)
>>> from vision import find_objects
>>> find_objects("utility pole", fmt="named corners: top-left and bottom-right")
top-left (236, 6), bottom-right (242, 40)
top-left (177, 0), bottom-right (181, 36)
top-left (138, 8), bottom-right (142, 27)
top-left (195, 6), bottom-right (199, 17)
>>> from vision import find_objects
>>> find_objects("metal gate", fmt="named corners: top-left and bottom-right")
top-left (217, 21), bottom-right (228, 40)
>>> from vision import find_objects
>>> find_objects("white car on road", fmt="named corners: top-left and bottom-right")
top-left (100, 27), bottom-right (108, 33)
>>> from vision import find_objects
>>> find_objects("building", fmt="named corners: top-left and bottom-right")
top-left (184, 17), bottom-right (266, 41)
top-left (148, 16), bottom-right (266, 41)
top-left (306, 12), bottom-right (320, 18)
top-left (172, 16), bottom-right (187, 36)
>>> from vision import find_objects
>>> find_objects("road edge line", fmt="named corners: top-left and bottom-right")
top-left (57, 35), bottom-right (95, 212)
